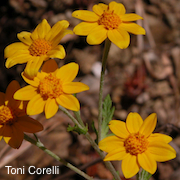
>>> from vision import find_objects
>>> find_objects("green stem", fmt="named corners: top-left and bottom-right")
top-left (138, 169), bottom-right (152, 180)
top-left (24, 134), bottom-right (94, 180)
top-left (98, 38), bottom-right (111, 142)
top-left (73, 110), bottom-right (85, 127)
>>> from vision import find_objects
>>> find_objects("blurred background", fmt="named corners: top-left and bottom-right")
top-left (0, 0), bottom-right (180, 179)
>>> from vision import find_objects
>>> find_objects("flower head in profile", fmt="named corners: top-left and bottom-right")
top-left (72, 1), bottom-right (145, 49)
top-left (99, 112), bottom-right (176, 179)
top-left (0, 81), bottom-right (43, 149)
top-left (4, 19), bottom-right (73, 78)
top-left (14, 59), bottom-right (89, 119)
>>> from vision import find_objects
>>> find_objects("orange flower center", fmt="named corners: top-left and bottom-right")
top-left (38, 74), bottom-right (63, 99)
top-left (124, 132), bottom-right (149, 156)
top-left (0, 105), bottom-right (17, 125)
top-left (98, 10), bottom-right (121, 30)
top-left (29, 39), bottom-right (52, 56)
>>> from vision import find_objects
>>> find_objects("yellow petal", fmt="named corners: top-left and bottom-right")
top-left (47, 45), bottom-right (66, 59)
top-left (5, 80), bottom-right (20, 108)
top-left (139, 113), bottom-right (157, 137)
top-left (56, 94), bottom-right (80, 111)
top-left (31, 19), bottom-right (51, 40)
top-left (5, 50), bottom-right (31, 68)
top-left (138, 151), bottom-right (157, 174)
top-left (72, 10), bottom-right (99, 21)
top-left (87, 25), bottom-right (107, 44)
top-left (45, 98), bottom-right (58, 119)
top-left (73, 22), bottom-right (98, 36)
top-left (56, 62), bottom-right (79, 83)
top-left (120, 22), bottom-right (146, 35)
top-left (63, 82), bottom-right (89, 94)
top-left (104, 148), bottom-right (128, 161)
top-left (3, 125), bottom-right (24, 149)
top-left (108, 29), bottom-right (130, 49)
top-left (148, 141), bottom-right (176, 162)
top-left (126, 112), bottom-right (143, 133)
top-left (27, 94), bottom-right (46, 115)
top-left (99, 135), bottom-right (124, 153)
top-left (92, 3), bottom-right (108, 16)
top-left (148, 133), bottom-right (172, 143)
top-left (17, 31), bottom-right (33, 45)
top-left (21, 72), bottom-right (39, 87)
top-left (4, 42), bottom-right (29, 58)
top-left (0, 92), bottom-right (5, 106)
top-left (109, 120), bottom-right (129, 139)
top-left (109, 1), bottom-right (126, 15)
top-left (45, 20), bottom-right (69, 42)
top-left (41, 59), bottom-right (58, 73)
top-left (15, 116), bottom-right (43, 133)
top-left (121, 13), bottom-right (143, 21)
top-left (14, 85), bottom-right (38, 101)
top-left (122, 154), bottom-right (140, 179)
top-left (24, 56), bottom-right (44, 78)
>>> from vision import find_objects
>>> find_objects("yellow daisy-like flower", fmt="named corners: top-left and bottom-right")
top-left (4, 19), bottom-right (73, 78)
top-left (99, 112), bottom-right (176, 179)
top-left (14, 59), bottom-right (89, 119)
top-left (72, 1), bottom-right (145, 49)
top-left (0, 80), bottom-right (43, 149)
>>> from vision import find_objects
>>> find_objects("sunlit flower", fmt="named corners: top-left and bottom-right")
top-left (72, 1), bottom-right (145, 49)
top-left (0, 81), bottom-right (43, 149)
top-left (99, 112), bottom-right (176, 179)
top-left (14, 59), bottom-right (89, 119)
top-left (4, 19), bottom-right (73, 78)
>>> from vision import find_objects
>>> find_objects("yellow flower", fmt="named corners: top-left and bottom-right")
top-left (14, 59), bottom-right (89, 119)
top-left (99, 112), bottom-right (176, 179)
top-left (72, 1), bottom-right (145, 49)
top-left (4, 19), bottom-right (73, 78)
top-left (0, 80), bottom-right (43, 149)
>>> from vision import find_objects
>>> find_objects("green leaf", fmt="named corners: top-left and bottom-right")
top-left (138, 169), bottom-right (152, 180)
top-left (67, 124), bottom-right (88, 135)
top-left (91, 121), bottom-right (98, 144)
top-left (101, 94), bottom-right (115, 140)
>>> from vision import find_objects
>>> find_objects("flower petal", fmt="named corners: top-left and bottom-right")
top-left (139, 113), bottom-right (157, 137)
top-left (47, 45), bottom-right (66, 59)
top-left (109, 120), bottom-right (129, 139)
top-left (138, 151), bottom-right (157, 174)
top-left (45, 20), bottom-right (69, 42)
top-left (24, 56), bottom-right (45, 78)
top-left (122, 154), bottom-right (140, 179)
top-left (109, 1), bottom-right (126, 15)
top-left (5, 80), bottom-right (20, 108)
top-left (56, 94), bottom-right (80, 111)
top-left (21, 72), bottom-right (39, 87)
top-left (31, 19), bottom-right (51, 40)
top-left (104, 148), bottom-right (128, 161)
top-left (41, 59), bottom-right (58, 73)
top-left (120, 22), bottom-right (145, 35)
top-left (17, 31), bottom-right (33, 45)
top-left (0, 92), bottom-right (5, 106)
top-left (27, 94), bottom-right (46, 116)
top-left (148, 141), bottom-right (176, 162)
top-left (4, 42), bottom-right (29, 58)
top-left (72, 10), bottom-right (99, 21)
top-left (121, 13), bottom-right (143, 21)
top-left (56, 62), bottom-right (79, 83)
top-left (108, 29), bottom-right (130, 49)
top-left (45, 98), bottom-right (58, 119)
top-left (99, 135), bottom-right (124, 153)
top-left (14, 85), bottom-right (38, 101)
top-left (5, 50), bottom-right (31, 68)
top-left (87, 25), bottom-right (107, 44)
top-left (73, 22), bottom-right (98, 36)
top-left (126, 112), bottom-right (143, 133)
top-left (148, 133), bottom-right (172, 143)
top-left (63, 82), bottom-right (89, 94)
top-left (15, 116), bottom-right (43, 133)
top-left (93, 3), bottom-right (108, 16)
